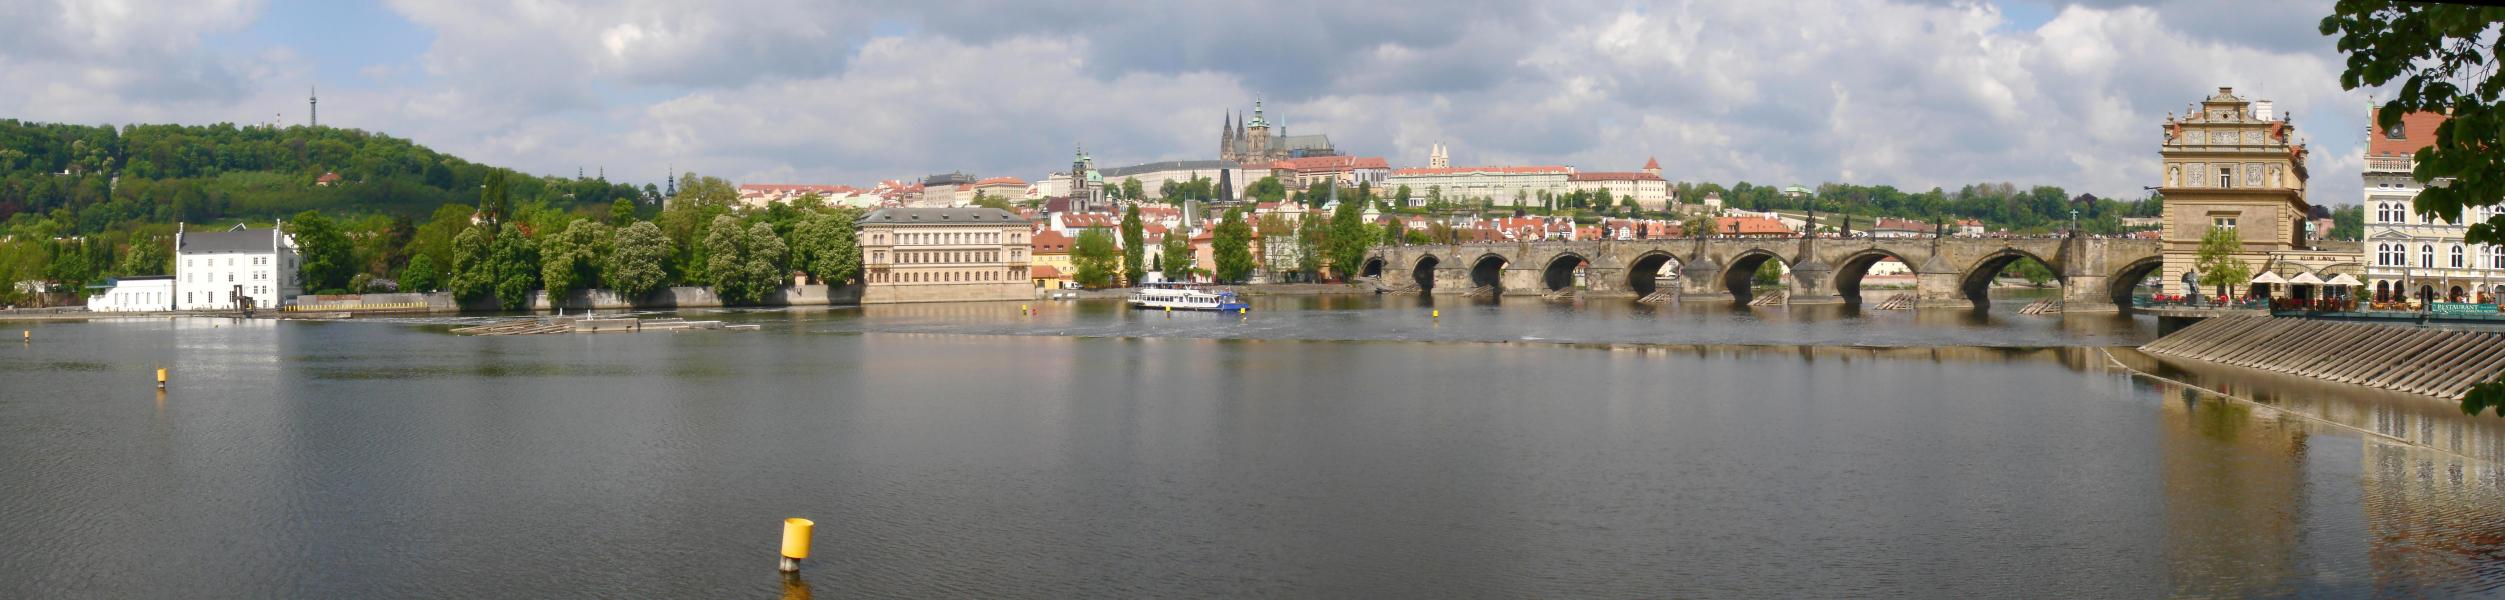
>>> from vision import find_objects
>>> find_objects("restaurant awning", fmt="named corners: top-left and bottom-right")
top-left (2251, 271), bottom-right (2288, 284)
top-left (2326, 273), bottom-right (2362, 286)
top-left (2289, 272), bottom-right (2325, 285)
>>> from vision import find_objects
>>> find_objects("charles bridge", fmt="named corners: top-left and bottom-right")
top-left (1359, 236), bottom-right (2164, 312)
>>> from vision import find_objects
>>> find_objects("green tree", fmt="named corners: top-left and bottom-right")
top-left (1246, 176), bottom-right (1288, 203)
top-left (1394, 184), bottom-right (1413, 209)
top-left (704, 216), bottom-right (788, 305)
top-left (609, 197), bottom-right (637, 227)
top-left (289, 210), bottom-right (356, 293)
top-left (447, 225), bottom-right (494, 302)
top-left (1326, 198), bottom-right (1373, 280)
top-left (2193, 225), bottom-right (2250, 299)
top-left (540, 219), bottom-right (613, 303)
top-left (606, 221), bottom-right (672, 301)
top-left (115, 233), bottom-right (170, 276)
top-left (1295, 214), bottom-right (1326, 277)
top-left (489, 223), bottom-right (539, 310)
top-left (1214, 209), bottom-right (1256, 283)
top-left (400, 253), bottom-right (441, 293)
top-left (789, 208), bottom-right (862, 285)
top-left (1120, 204), bottom-right (1145, 286)
top-left (478, 171), bottom-right (510, 229)
top-left (1071, 227), bottom-right (1119, 288)
top-left (1682, 213), bottom-right (1719, 238)
top-left (1159, 232), bottom-right (1195, 281)
top-left (969, 191), bottom-right (1015, 211)
top-left (2330, 204), bottom-right (2364, 240)
top-left (1120, 177), bottom-right (1144, 202)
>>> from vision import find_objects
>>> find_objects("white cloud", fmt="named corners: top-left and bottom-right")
top-left (0, 0), bottom-right (2380, 208)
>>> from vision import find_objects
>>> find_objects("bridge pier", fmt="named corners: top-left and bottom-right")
top-left (2061, 273), bottom-right (2118, 313)
top-left (1913, 254), bottom-right (1969, 308)
top-left (1678, 256), bottom-right (1733, 302)
top-left (1788, 259), bottom-right (1842, 305)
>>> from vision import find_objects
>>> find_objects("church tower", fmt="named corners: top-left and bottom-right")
top-left (1246, 97), bottom-right (1270, 159)
top-left (1220, 110), bottom-right (1235, 161)
top-left (1428, 143), bottom-right (1449, 169)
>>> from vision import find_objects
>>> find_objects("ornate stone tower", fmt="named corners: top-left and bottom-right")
top-left (1245, 97), bottom-right (1270, 159)
top-left (2156, 86), bottom-right (2311, 296)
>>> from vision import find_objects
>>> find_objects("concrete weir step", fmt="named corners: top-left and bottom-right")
top-left (2140, 317), bottom-right (2505, 400)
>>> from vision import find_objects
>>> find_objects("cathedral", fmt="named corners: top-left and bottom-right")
top-left (1219, 98), bottom-right (1337, 163)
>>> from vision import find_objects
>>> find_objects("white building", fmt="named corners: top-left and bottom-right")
top-left (175, 222), bottom-right (300, 310)
top-left (1383, 165), bottom-right (1573, 207)
top-left (2363, 109), bottom-right (2504, 304)
top-left (1565, 158), bottom-right (1671, 210)
top-left (85, 276), bottom-right (175, 312)
top-left (1094, 160), bottom-right (1248, 201)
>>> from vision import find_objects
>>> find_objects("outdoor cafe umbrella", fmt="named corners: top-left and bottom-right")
top-left (2251, 270), bottom-right (2288, 298)
top-left (2326, 273), bottom-right (2362, 301)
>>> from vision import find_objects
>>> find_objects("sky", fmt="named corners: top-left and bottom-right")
top-left (0, 0), bottom-right (2380, 205)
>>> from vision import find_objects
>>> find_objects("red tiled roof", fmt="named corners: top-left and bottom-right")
top-left (2369, 109), bottom-right (2446, 157)
top-left (973, 176), bottom-right (1028, 187)
top-left (1029, 265), bottom-right (1063, 278)
top-left (1643, 157), bottom-right (1660, 170)
top-left (315, 172), bottom-right (341, 183)
top-left (1716, 216), bottom-right (1793, 235)
top-left (1567, 171), bottom-right (1664, 182)
top-left (1031, 231), bottom-right (1072, 254)
top-left (1392, 165), bottom-right (1572, 176)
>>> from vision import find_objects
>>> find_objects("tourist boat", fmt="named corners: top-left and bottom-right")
top-left (1128, 282), bottom-right (1251, 312)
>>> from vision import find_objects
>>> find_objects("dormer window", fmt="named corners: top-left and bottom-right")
top-left (2385, 124), bottom-right (2406, 140)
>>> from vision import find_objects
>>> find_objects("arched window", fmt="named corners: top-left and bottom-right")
top-left (2376, 204), bottom-right (2388, 223)
top-left (2492, 245), bottom-right (2504, 270)
top-left (2375, 243), bottom-right (2388, 266)
top-left (2453, 244), bottom-right (2467, 269)
top-left (2423, 244), bottom-right (2437, 268)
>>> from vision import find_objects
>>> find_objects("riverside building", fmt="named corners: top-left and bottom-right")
top-left (2363, 109), bottom-right (2502, 303)
top-left (174, 221), bottom-right (300, 310)
top-left (857, 207), bottom-right (1032, 303)
top-left (2154, 87), bottom-right (2312, 296)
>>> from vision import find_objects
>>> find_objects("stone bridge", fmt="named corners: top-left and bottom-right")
top-left (1359, 236), bottom-right (2164, 312)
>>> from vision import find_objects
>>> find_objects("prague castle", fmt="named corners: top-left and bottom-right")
top-left (1219, 98), bottom-right (1337, 163)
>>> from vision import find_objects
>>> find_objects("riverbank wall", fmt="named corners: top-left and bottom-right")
top-left (282, 284), bottom-right (865, 314)
top-left (2140, 317), bottom-right (2505, 400)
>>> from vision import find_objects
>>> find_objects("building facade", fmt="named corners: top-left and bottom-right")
top-left (857, 208), bottom-right (1033, 303)
top-left (175, 221), bottom-right (300, 310)
top-left (1383, 166), bottom-right (1574, 207)
top-left (2155, 87), bottom-right (2311, 296)
top-left (1096, 160), bottom-right (1248, 201)
top-left (1268, 155), bottom-right (1390, 189)
top-left (2362, 109), bottom-right (2503, 303)
top-left (1565, 158), bottom-right (1670, 210)
top-left (85, 276), bottom-right (175, 312)
top-left (1219, 98), bottom-right (1335, 163)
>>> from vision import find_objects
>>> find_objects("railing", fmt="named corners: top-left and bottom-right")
top-left (2366, 155), bottom-right (2413, 173)
top-left (2132, 295), bottom-right (2267, 310)
top-left (2267, 298), bottom-right (2360, 313)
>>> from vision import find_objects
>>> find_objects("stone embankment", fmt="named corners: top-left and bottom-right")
top-left (2140, 317), bottom-right (2505, 400)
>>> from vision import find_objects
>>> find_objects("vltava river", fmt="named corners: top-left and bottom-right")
top-left (4, 295), bottom-right (2503, 597)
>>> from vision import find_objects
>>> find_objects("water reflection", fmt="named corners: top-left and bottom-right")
top-left (4, 306), bottom-right (2505, 596)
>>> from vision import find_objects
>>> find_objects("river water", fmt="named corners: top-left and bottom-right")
top-left (5, 294), bottom-right (2505, 598)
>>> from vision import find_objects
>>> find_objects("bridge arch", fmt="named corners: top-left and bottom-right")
top-left (1540, 252), bottom-right (1590, 292)
top-left (1411, 254), bottom-right (1441, 291)
top-left (1960, 249), bottom-right (2061, 308)
top-left (1625, 251), bottom-right (1683, 297)
top-left (1360, 256), bottom-right (1386, 279)
top-left (2107, 256), bottom-right (2163, 308)
top-left (1469, 253), bottom-right (1510, 292)
top-left (1722, 249), bottom-right (1790, 304)
top-left (1833, 249), bottom-right (1915, 305)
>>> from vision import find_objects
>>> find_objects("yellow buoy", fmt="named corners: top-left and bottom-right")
top-left (780, 517), bottom-right (814, 572)
top-left (1431, 309), bottom-right (1440, 318)
top-left (156, 368), bottom-right (168, 390)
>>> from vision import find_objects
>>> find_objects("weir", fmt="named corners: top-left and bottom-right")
top-left (2140, 317), bottom-right (2505, 400)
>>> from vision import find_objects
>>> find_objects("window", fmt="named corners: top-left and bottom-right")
top-left (2218, 168), bottom-right (2232, 188)
top-left (2493, 246), bottom-right (2504, 270)
top-left (2424, 244), bottom-right (2437, 268)
top-left (2386, 124), bottom-right (2406, 140)
top-left (2211, 217), bottom-right (2237, 230)
top-left (2453, 245), bottom-right (2466, 268)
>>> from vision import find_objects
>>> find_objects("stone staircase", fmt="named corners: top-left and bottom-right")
top-left (1748, 289), bottom-right (1789, 306)
top-left (1638, 291), bottom-right (1677, 304)
top-left (1871, 293), bottom-right (1914, 310)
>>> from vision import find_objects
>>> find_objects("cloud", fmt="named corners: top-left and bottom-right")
top-left (0, 0), bottom-right (2379, 208)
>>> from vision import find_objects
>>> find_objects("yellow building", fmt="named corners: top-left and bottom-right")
top-left (857, 207), bottom-right (1032, 303)
top-left (1029, 229), bottom-right (1075, 288)
top-left (2156, 87), bottom-right (2311, 296)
